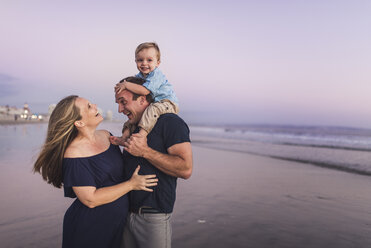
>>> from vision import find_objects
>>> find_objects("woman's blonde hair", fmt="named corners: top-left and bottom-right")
top-left (33, 95), bottom-right (81, 188)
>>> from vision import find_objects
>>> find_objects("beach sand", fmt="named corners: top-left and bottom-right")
top-left (172, 146), bottom-right (371, 248)
top-left (1, 145), bottom-right (371, 247)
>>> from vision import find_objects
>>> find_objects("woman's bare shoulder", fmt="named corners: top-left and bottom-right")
top-left (64, 130), bottom-right (111, 158)
top-left (64, 140), bottom-right (84, 158)
top-left (97, 129), bottom-right (111, 138)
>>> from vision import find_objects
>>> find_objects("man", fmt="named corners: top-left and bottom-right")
top-left (114, 76), bottom-right (193, 248)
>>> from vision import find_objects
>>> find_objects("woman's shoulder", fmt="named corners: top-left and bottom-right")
top-left (97, 129), bottom-right (111, 138)
top-left (64, 140), bottom-right (84, 158)
top-left (64, 130), bottom-right (111, 159)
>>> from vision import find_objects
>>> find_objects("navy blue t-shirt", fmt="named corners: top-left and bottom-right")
top-left (122, 113), bottom-right (190, 213)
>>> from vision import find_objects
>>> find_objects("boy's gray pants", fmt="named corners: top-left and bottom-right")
top-left (121, 212), bottom-right (172, 248)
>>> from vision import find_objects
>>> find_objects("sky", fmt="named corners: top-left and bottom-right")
top-left (0, 0), bottom-right (370, 128)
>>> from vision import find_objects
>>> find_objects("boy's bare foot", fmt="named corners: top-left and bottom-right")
top-left (109, 136), bottom-right (126, 146)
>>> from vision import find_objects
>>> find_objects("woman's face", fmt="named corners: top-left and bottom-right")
top-left (74, 97), bottom-right (103, 127)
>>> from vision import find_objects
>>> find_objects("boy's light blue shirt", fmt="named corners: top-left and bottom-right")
top-left (136, 68), bottom-right (179, 105)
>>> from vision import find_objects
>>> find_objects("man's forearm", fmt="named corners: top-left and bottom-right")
top-left (124, 134), bottom-right (193, 179)
top-left (142, 146), bottom-right (192, 179)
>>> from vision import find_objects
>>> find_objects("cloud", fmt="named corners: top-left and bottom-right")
top-left (0, 73), bottom-right (18, 97)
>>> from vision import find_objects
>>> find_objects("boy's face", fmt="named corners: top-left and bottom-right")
top-left (135, 47), bottom-right (160, 75)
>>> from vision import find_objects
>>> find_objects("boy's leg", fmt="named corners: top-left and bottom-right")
top-left (110, 121), bottom-right (135, 146)
top-left (122, 128), bottom-right (131, 141)
top-left (122, 121), bottom-right (137, 139)
top-left (122, 121), bottom-right (136, 134)
top-left (138, 100), bottom-right (179, 135)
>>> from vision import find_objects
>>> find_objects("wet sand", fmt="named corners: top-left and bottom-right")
top-left (1, 141), bottom-right (371, 247)
top-left (0, 148), bottom-right (71, 247)
top-left (172, 146), bottom-right (371, 248)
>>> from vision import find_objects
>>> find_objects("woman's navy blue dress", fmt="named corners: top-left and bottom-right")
top-left (62, 144), bottom-right (128, 248)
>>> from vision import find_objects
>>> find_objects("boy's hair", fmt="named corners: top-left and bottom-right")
top-left (119, 76), bottom-right (153, 103)
top-left (135, 42), bottom-right (161, 61)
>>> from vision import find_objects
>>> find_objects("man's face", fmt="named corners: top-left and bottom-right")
top-left (115, 90), bottom-right (147, 125)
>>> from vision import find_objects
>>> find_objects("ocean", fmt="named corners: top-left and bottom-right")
top-left (190, 124), bottom-right (371, 175)
top-left (3, 122), bottom-right (370, 175)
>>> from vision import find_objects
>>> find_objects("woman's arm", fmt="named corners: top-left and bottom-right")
top-left (72, 166), bottom-right (157, 208)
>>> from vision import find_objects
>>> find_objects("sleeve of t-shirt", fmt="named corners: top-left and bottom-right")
top-left (63, 159), bottom-right (97, 198)
top-left (162, 115), bottom-right (191, 149)
top-left (142, 69), bottom-right (167, 97)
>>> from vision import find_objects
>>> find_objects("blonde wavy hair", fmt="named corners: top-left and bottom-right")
top-left (33, 95), bottom-right (81, 188)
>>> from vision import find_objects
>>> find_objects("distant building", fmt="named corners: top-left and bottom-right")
top-left (0, 105), bottom-right (23, 116)
top-left (0, 103), bottom-right (45, 121)
top-left (22, 103), bottom-right (32, 119)
top-left (106, 110), bottom-right (113, 121)
top-left (0, 105), bottom-right (9, 115)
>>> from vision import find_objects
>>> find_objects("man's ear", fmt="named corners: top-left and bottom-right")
top-left (139, 95), bottom-right (146, 104)
top-left (74, 120), bottom-right (85, 128)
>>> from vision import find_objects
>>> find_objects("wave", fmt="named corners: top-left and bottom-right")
top-left (191, 125), bottom-right (371, 152)
top-left (273, 142), bottom-right (371, 152)
top-left (192, 139), bottom-right (371, 176)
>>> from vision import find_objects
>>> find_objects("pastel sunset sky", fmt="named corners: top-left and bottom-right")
top-left (1, 0), bottom-right (370, 127)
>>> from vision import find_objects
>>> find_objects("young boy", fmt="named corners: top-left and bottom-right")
top-left (112, 42), bottom-right (179, 145)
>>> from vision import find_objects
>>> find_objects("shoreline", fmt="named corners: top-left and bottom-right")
top-left (191, 133), bottom-right (371, 176)
top-left (192, 143), bottom-right (371, 177)
top-left (0, 119), bottom-right (48, 125)
top-left (0, 119), bottom-right (124, 126)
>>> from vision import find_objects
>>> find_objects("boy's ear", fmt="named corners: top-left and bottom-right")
top-left (74, 120), bottom-right (85, 128)
top-left (157, 60), bottom-right (161, 66)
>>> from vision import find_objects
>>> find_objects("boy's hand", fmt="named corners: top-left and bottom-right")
top-left (114, 81), bottom-right (127, 94)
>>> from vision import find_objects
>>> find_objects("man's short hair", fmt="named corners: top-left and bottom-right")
top-left (119, 76), bottom-right (153, 103)
top-left (135, 42), bottom-right (161, 61)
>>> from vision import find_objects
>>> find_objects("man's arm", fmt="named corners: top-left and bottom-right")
top-left (124, 134), bottom-right (193, 179)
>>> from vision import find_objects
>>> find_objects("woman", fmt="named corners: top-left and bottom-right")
top-left (33, 95), bottom-right (158, 248)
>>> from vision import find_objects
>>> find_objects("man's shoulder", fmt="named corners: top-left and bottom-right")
top-left (157, 113), bottom-right (187, 125)
top-left (153, 114), bottom-right (190, 135)
top-left (150, 114), bottom-right (190, 147)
